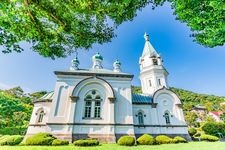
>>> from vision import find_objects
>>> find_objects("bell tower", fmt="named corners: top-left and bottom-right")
top-left (139, 33), bottom-right (168, 95)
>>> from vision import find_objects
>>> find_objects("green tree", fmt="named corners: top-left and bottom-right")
top-left (166, 0), bottom-right (225, 48)
top-left (204, 102), bottom-right (214, 112)
top-left (0, 0), bottom-right (224, 59)
top-left (0, 0), bottom-right (150, 59)
top-left (30, 91), bottom-right (47, 99)
top-left (185, 111), bottom-right (198, 127)
top-left (220, 113), bottom-right (225, 122)
top-left (5, 87), bottom-right (24, 97)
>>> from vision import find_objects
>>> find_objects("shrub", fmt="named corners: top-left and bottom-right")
top-left (73, 139), bottom-right (99, 146)
top-left (0, 135), bottom-right (23, 145)
top-left (173, 136), bottom-right (187, 143)
top-left (25, 133), bottom-right (56, 145)
top-left (155, 135), bottom-right (172, 144)
top-left (200, 134), bottom-right (219, 142)
top-left (117, 136), bottom-right (135, 146)
top-left (188, 128), bottom-right (197, 136)
top-left (137, 134), bottom-right (154, 145)
top-left (52, 139), bottom-right (69, 146)
top-left (202, 122), bottom-right (225, 137)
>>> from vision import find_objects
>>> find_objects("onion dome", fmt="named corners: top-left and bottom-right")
top-left (113, 59), bottom-right (121, 72)
top-left (92, 52), bottom-right (103, 69)
top-left (92, 52), bottom-right (103, 61)
top-left (70, 57), bottom-right (79, 70)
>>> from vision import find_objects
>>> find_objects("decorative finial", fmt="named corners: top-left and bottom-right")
top-left (92, 52), bottom-right (103, 69)
top-left (70, 56), bottom-right (79, 70)
top-left (113, 59), bottom-right (121, 72)
top-left (144, 32), bottom-right (149, 41)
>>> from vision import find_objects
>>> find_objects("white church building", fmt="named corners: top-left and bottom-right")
top-left (26, 33), bottom-right (190, 143)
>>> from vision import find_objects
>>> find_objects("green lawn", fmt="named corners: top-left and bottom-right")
top-left (0, 142), bottom-right (224, 150)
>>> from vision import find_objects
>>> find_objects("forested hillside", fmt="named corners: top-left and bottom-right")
top-left (0, 86), bottom-right (224, 135)
top-left (132, 86), bottom-right (225, 111)
top-left (132, 86), bottom-right (225, 126)
top-left (0, 87), bottom-right (46, 135)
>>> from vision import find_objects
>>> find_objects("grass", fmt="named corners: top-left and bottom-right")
top-left (0, 142), bottom-right (224, 150)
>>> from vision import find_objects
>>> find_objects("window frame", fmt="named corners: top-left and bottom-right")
top-left (83, 90), bottom-right (102, 119)
top-left (164, 112), bottom-right (170, 124)
top-left (137, 112), bottom-right (144, 125)
top-left (37, 110), bottom-right (45, 123)
top-left (158, 79), bottom-right (161, 86)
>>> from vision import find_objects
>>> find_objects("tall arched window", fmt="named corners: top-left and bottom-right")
top-left (37, 110), bottom-right (44, 123)
top-left (164, 112), bottom-right (170, 124)
top-left (138, 112), bottom-right (144, 125)
top-left (84, 90), bottom-right (102, 119)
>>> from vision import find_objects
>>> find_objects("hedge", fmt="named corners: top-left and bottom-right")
top-left (73, 139), bottom-right (99, 146)
top-left (25, 133), bottom-right (56, 145)
top-left (137, 134), bottom-right (154, 145)
top-left (173, 136), bottom-right (187, 143)
top-left (52, 139), bottom-right (69, 146)
top-left (200, 134), bottom-right (219, 142)
top-left (202, 122), bottom-right (225, 137)
top-left (155, 135), bottom-right (172, 144)
top-left (0, 135), bottom-right (23, 145)
top-left (117, 136), bottom-right (135, 146)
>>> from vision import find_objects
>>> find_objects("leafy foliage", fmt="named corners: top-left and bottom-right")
top-left (0, 135), bottom-right (23, 146)
top-left (30, 91), bottom-right (47, 99)
top-left (131, 86), bottom-right (142, 94)
top-left (1, 0), bottom-right (224, 59)
top-left (188, 128), bottom-right (197, 137)
top-left (117, 136), bottom-right (135, 146)
top-left (155, 135), bottom-right (172, 144)
top-left (0, 127), bottom-right (27, 135)
top-left (137, 134), bottom-right (155, 145)
top-left (200, 134), bottom-right (219, 142)
top-left (25, 133), bottom-right (56, 145)
top-left (0, 87), bottom-right (46, 132)
top-left (154, 0), bottom-right (225, 47)
top-left (52, 139), bottom-right (69, 146)
top-left (173, 136), bottom-right (187, 143)
top-left (202, 122), bottom-right (225, 136)
top-left (0, 0), bottom-right (151, 59)
top-left (0, 89), bottom-right (32, 129)
top-left (73, 139), bottom-right (99, 146)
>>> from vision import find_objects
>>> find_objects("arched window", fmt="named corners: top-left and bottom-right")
top-left (138, 112), bottom-right (144, 125)
top-left (84, 90), bottom-right (102, 119)
top-left (84, 101), bottom-right (91, 118)
top-left (37, 110), bottom-right (44, 123)
top-left (164, 112), bottom-right (170, 124)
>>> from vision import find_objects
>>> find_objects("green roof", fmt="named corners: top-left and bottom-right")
top-left (132, 93), bottom-right (153, 104)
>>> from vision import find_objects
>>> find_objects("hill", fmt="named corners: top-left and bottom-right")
top-left (0, 87), bottom-right (46, 135)
top-left (132, 86), bottom-right (225, 126)
top-left (0, 86), bottom-right (224, 134)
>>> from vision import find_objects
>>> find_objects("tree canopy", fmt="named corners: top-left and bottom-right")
top-left (0, 0), bottom-right (224, 59)
top-left (0, 0), bottom-right (151, 59)
top-left (167, 0), bottom-right (225, 48)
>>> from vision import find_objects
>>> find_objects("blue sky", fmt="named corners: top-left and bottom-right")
top-left (0, 3), bottom-right (225, 96)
